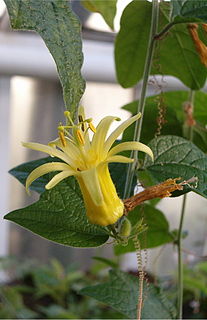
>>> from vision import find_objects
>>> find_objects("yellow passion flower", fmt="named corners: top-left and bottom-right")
top-left (22, 108), bottom-right (153, 226)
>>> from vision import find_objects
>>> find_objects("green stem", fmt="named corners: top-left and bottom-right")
top-left (123, 0), bottom-right (159, 199)
top-left (177, 193), bottom-right (187, 320)
top-left (154, 21), bottom-right (184, 40)
top-left (177, 89), bottom-right (195, 319)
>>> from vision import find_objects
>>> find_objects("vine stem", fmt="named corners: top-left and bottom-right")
top-left (133, 236), bottom-right (144, 320)
top-left (177, 90), bottom-right (195, 319)
top-left (123, 0), bottom-right (159, 199)
top-left (177, 193), bottom-right (187, 320)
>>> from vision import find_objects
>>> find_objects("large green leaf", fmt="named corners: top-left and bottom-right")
top-left (181, 0), bottom-right (207, 21)
top-left (80, 269), bottom-right (175, 319)
top-left (115, 0), bottom-right (152, 88)
top-left (171, 0), bottom-right (186, 19)
top-left (4, 0), bottom-right (85, 118)
top-left (154, 3), bottom-right (207, 90)
top-left (82, 0), bottom-right (117, 30)
top-left (4, 177), bottom-right (109, 248)
top-left (143, 135), bottom-right (207, 198)
top-left (115, 1), bottom-right (207, 89)
top-left (172, 0), bottom-right (207, 23)
top-left (114, 204), bottom-right (174, 255)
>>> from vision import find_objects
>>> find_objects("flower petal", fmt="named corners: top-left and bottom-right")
top-left (22, 142), bottom-right (74, 167)
top-left (25, 162), bottom-right (72, 192)
top-left (49, 137), bottom-right (82, 164)
top-left (105, 155), bottom-right (134, 164)
top-left (45, 170), bottom-right (74, 189)
top-left (103, 113), bottom-right (141, 154)
top-left (108, 141), bottom-right (154, 160)
top-left (79, 167), bottom-right (103, 206)
top-left (91, 116), bottom-right (120, 155)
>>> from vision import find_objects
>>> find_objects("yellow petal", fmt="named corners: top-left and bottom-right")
top-left (45, 170), bottom-right (75, 189)
top-left (108, 141), bottom-right (154, 160)
top-left (91, 116), bottom-right (120, 155)
top-left (77, 165), bottom-right (124, 226)
top-left (103, 113), bottom-right (141, 154)
top-left (25, 162), bottom-right (71, 192)
top-left (22, 142), bottom-right (74, 167)
top-left (49, 137), bottom-right (81, 160)
top-left (79, 167), bottom-right (103, 205)
top-left (105, 155), bottom-right (134, 164)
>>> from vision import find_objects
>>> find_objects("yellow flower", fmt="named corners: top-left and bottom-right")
top-left (22, 108), bottom-right (153, 226)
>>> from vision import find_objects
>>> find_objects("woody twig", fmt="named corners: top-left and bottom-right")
top-left (124, 177), bottom-right (198, 214)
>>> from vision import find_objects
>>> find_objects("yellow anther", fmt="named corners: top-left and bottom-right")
top-left (64, 111), bottom-right (70, 117)
top-left (78, 115), bottom-right (85, 131)
top-left (88, 121), bottom-right (96, 133)
top-left (58, 125), bottom-right (64, 131)
top-left (64, 110), bottom-right (74, 125)
top-left (76, 129), bottom-right (85, 145)
top-left (58, 130), bottom-right (67, 147)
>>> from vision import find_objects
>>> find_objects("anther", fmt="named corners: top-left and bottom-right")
top-left (88, 122), bottom-right (96, 133)
top-left (58, 128), bottom-right (67, 147)
top-left (64, 110), bottom-right (74, 125)
top-left (76, 129), bottom-right (85, 145)
top-left (78, 115), bottom-right (84, 123)
top-left (64, 111), bottom-right (70, 118)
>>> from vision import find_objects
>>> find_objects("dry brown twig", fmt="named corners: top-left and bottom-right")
top-left (124, 177), bottom-right (197, 214)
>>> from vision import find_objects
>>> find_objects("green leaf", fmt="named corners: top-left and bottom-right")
top-left (109, 162), bottom-right (136, 198)
top-left (155, 4), bottom-right (207, 90)
top-left (0, 287), bottom-right (38, 319)
top-left (173, 0), bottom-right (207, 23)
top-left (144, 135), bottom-right (207, 198)
top-left (115, 1), bottom-right (207, 89)
top-left (4, 0), bottom-right (85, 118)
top-left (82, 0), bottom-right (117, 30)
top-left (122, 95), bottom-right (183, 145)
top-left (4, 177), bottom-right (109, 248)
top-left (122, 91), bottom-right (207, 152)
top-left (171, 0), bottom-right (186, 19)
top-left (114, 204), bottom-right (174, 255)
top-left (80, 269), bottom-right (175, 319)
top-left (9, 156), bottom-right (59, 194)
top-left (115, 0), bottom-right (152, 88)
top-left (92, 256), bottom-right (118, 269)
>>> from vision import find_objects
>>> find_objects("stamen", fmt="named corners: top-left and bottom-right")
top-left (81, 123), bottom-right (85, 131)
top-left (78, 115), bottom-right (84, 123)
top-left (76, 129), bottom-right (85, 145)
top-left (88, 121), bottom-right (96, 133)
top-left (64, 111), bottom-right (74, 125)
top-left (58, 130), bottom-right (67, 147)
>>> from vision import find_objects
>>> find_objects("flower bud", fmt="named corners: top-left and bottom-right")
top-left (119, 218), bottom-right (132, 237)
